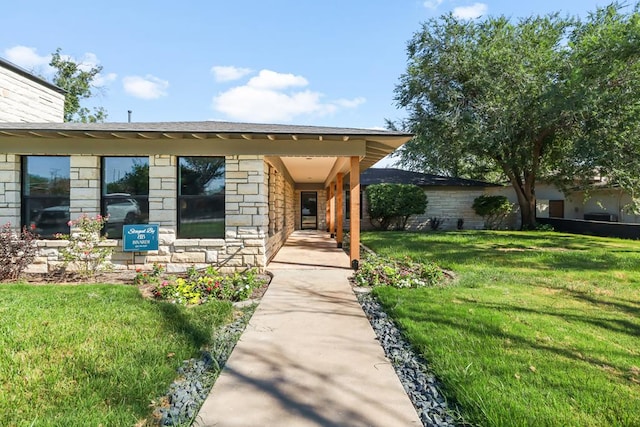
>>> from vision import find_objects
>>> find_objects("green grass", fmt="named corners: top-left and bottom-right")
top-left (0, 284), bottom-right (233, 426)
top-left (362, 230), bottom-right (640, 427)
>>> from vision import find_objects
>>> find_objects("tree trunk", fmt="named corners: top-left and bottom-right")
top-left (512, 183), bottom-right (537, 230)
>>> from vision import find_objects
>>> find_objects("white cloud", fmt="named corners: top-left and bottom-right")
top-left (122, 75), bottom-right (169, 99)
top-left (453, 3), bottom-right (488, 19)
top-left (4, 45), bottom-right (51, 70)
top-left (3, 46), bottom-right (117, 87)
top-left (246, 69), bottom-right (308, 90)
top-left (93, 72), bottom-right (118, 87)
top-left (423, 0), bottom-right (443, 10)
top-left (212, 69), bottom-right (365, 123)
top-left (211, 65), bottom-right (252, 82)
top-left (334, 97), bottom-right (366, 108)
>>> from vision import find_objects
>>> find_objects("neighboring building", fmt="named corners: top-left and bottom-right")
top-left (344, 168), bottom-right (500, 231)
top-left (0, 58), bottom-right (65, 123)
top-left (487, 181), bottom-right (640, 229)
top-left (0, 121), bottom-right (411, 273)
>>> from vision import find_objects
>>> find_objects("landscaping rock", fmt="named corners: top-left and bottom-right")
top-left (154, 307), bottom-right (255, 426)
top-left (356, 292), bottom-right (461, 427)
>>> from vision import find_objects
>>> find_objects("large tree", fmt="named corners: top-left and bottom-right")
top-left (49, 48), bottom-right (107, 123)
top-left (394, 3), bottom-right (640, 228)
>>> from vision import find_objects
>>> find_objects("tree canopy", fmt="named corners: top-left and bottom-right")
top-left (49, 48), bottom-right (107, 123)
top-left (394, 2), bottom-right (640, 228)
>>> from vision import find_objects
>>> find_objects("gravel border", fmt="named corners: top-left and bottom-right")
top-left (153, 305), bottom-right (255, 426)
top-left (356, 290), bottom-right (461, 427)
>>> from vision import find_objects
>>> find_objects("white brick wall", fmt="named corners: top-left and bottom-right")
top-left (0, 154), bottom-right (20, 226)
top-left (0, 64), bottom-right (64, 123)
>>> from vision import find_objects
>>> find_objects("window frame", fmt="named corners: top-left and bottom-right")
top-left (21, 155), bottom-right (71, 238)
top-left (177, 156), bottom-right (226, 239)
top-left (100, 156), bottom-right (150, 239)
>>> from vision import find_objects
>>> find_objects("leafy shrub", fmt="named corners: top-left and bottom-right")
top-left (354, 254), bottom-right (444, 288)
top-left (134, 262), bottom-right (165, 286)
top-left (429, 217), bottom-right (446, 230)
top-left (151, 266), bottom-right (265, 305)
top-left (536, 223), bottom-right (555, 232)
top-left (366, 183), bottom-right (427, 230)
top-left (0, 223), bottom-right (39, 281)
top-left (57, 214), bottom-right (113, 279)
top-left (472, 195), bottom-right (513, 230)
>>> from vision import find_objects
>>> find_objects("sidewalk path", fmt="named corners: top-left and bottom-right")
top-left (195, 231), bottom-right (421, 426)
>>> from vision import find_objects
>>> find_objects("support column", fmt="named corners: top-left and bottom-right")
top-left (328, 181), bottom-right (335, 238)
top-left (336, 172), bottom-right (344, 248)
top-left (325, 187), bottom-right (330, 232)
top-left (349, 156), bottom-right (360, 269)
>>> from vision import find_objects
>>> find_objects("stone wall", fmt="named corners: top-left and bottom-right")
top-left (358, 187), bottom-right (487, 231)
top-left (0, 154), bottom-right (20, 226)
top-left (265, 159), bottom-right (295, 262)
top-left (0, 63), bottom-right (64, 123)
top-left (6, 154), bottom-right (272, 274)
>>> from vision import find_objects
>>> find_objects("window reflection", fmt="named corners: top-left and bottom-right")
top-left (22, 156), bottom-right (71, 238)
top-left (178, 157), bottom-right (225, 238)
top-left (102, 157), bottom-right (149, 239)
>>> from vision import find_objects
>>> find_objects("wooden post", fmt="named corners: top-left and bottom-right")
top-left (349, 156), bottom-right (360, 269)
top-left (328, 182), bottom-right (335, 238)
top-left (325, 187), bottom-right (330, 232)
top-left (336, 172), bottom-right (344, 248)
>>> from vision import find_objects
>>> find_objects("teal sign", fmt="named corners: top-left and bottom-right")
top-left (123, 224), bottom-right (159, 252)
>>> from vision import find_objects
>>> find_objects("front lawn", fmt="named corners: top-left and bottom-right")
top-left (0, 284), bottom-right (233, 426)
top-left (362, 230), bottom-right (640, 427)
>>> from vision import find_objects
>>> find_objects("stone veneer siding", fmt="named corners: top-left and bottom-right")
top-left (0, 64), bottom-right (64, 123)
top-left (0, 154), bottom-right (20, 226)
top-left (10, 154), bottom-right (272, 274)
top-left (357, 187), bottom-right (487, 231)
top-left (265, 160), bottom-right (295, 262)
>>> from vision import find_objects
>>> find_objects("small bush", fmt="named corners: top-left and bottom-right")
top-left (472, 195), bottom-right (513, 229)
top-left (0, 223), bottom-right (39, 281)
top-left (57, 214), bottom-right (113, 279)
top-left (151, 266), bottom-right (265, 305)
top-left (354, 254), bottom-right (444, 288)
top-left (429, 217), bottom-right (446, 230)
top-left (366, 183), bottom-right (427, 230)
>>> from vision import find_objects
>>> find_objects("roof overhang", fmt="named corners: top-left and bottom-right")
top-left (0, 122), bottom-right (412, 185)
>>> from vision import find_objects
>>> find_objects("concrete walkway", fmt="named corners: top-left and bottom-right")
top-left (196, 231), bottom-right (421, 426)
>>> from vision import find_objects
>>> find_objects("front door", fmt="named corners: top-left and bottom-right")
top-left (301, 191), bottom-right (317, 229)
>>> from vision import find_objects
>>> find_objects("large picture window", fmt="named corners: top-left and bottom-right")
top-left (101, 157), bottom-right (149, 239)
top-left (22, 156), bottom-right (70, 238)
top-left (178, 157), bottom-right (225, 238)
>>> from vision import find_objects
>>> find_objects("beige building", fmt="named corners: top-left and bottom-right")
top-left (0, 58), bottom-right (65, 123)
top-left (0, 122), bottom-right (411, 273)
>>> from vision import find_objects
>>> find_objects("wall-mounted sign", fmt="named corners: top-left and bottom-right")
top-left (123, 224), bottom-right (159, 252)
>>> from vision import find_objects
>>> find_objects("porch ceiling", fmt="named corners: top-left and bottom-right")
top-left (279, 156), bottom-right (338, 184)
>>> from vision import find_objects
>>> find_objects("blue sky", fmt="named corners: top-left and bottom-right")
top-left (4, 0), bottom-right (610, 130)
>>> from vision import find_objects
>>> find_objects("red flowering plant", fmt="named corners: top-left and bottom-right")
top-left (57, 214), bottom-right (113, 280)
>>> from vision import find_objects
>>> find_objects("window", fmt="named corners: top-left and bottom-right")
top-left (178, 157), bottom-right (225, 238)
top-left (101, 157), bottom-right (149, 239)
top-left (22, 156), bottom-right (70, 238)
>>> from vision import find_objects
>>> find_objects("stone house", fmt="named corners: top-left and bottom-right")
top-left (0, 122), bottom-right (411, 273)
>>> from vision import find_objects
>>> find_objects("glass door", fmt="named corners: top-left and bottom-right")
top-left (300, 191), bottom-right (317, 229)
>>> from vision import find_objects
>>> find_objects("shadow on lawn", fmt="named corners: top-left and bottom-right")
top-left (155, 302), bottom-right (212, 348)
top-left (364, 231), bottom-right (640, 273)
top-left (412, 297), bottom-right (639, 382)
